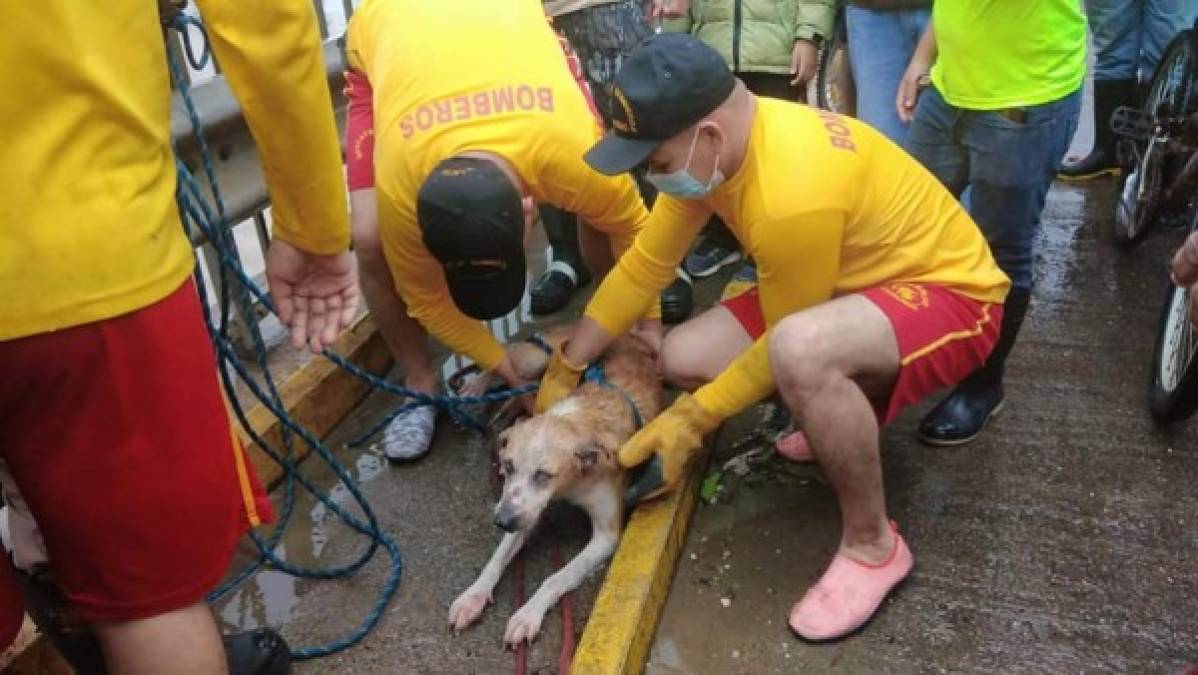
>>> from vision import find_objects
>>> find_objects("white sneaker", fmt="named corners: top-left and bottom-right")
top-left (382, 405), bottom-right (437, 464)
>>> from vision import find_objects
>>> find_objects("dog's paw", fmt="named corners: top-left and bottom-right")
top-left (503, 604), bottom-right (545, 648)
top-left (448, 590), bottom-right (491, 631)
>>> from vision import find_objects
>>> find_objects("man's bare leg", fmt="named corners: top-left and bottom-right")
top-left (351, 189), bottom-right (437, 394)
top-left (660, 304), bottom-right (753, 391)
top-left (352, 190), bottom-right (441, 461)
top-left (769, 294), bottom-right (899, 561)
top-left (94, 601), bottom-right (225, 675)
top-left (769, 294), bottom-right (912, 640)
top-left (577, 221), bottom-right (616, 282)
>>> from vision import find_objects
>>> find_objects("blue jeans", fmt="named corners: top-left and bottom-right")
top-left (904, 87), bottom-right (1082, 291)
top-left (1088, 0), bottom-right (1198, 80)
top-left (845, 5), bottom-right (931, 145)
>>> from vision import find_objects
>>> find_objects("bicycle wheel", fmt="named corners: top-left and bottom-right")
top-left (1148, 205), bottom-right (1198, 423)
top-left (1114, 28), bottom-right (1197, 246)
top-left (815, 10), bottom-right (855, 115)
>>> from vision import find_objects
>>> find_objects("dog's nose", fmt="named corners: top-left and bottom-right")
top-left (493, 505), bottom-right (520, 533)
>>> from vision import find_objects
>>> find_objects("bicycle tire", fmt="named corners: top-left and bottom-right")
top-left (815, 10), bottom-right (855, 115)
top-left (1148, 204), bottom-right (1198, 423)
top-left (1114, 28), bottom-right (1197, 246)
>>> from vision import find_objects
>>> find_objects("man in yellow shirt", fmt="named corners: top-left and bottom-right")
top-left (1, 1), bottom-right (355, 672)
top-left (342, 0), bottom-right (660, 463)
top-left (536, 34), bottom-right (1009, 641)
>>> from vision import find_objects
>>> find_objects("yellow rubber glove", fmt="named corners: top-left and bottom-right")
top-left (534, 342), bottom-right (587, 413)
top-left (618, 393), bottom-right (722, 504)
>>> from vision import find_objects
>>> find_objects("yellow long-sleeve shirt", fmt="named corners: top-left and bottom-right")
top-left (0, 1), bottom-right (349, 341)
top-left (345, 0), bottom-right (652, 371)
top-left (587, 98), bottom-right (1011, 419)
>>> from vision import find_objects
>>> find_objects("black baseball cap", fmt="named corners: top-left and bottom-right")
top-left (418, 157), bottom-right (526, 320)
top-left (585, 33), bottom-right (736, 176)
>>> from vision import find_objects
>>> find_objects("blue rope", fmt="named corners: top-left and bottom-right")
top-left (166, 14), bottom-right (537, 660)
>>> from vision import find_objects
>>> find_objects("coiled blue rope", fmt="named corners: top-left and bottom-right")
top-left (167, 14), bottom-right (536, 660)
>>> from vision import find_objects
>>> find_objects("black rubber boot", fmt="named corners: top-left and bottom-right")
top-left (531, 205), bottom-right (590, 315)
top-left (918, 288), bottom-right (1032, 446)
top-left (661, 268), bottom-right (694, 325)
top-left (14, 565), bottom-right (291, 675)
top-left (1058, 78), bottom-right (1136, 181)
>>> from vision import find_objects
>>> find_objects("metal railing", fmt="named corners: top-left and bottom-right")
top-left (170, 1), bottom-right (359, 353)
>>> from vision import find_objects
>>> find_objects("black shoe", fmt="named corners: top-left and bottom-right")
top-left (661, 269), bottom-right (693, 324)
top-left (917, 384), bottom-right (1005, 446)
top-left (1059, 78), bottom-right (1136, 181)
top-left (226, 628), bottom-right (292, 675)
top-left (530, 262), bottom-right (589, 315)
top-left (917, 287), bottom-right (1031, 447)
top-left (684, 236), bottom-right (742, 278)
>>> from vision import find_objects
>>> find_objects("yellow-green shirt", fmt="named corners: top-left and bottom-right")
top-left (345, 0), bottom-right (652, 371)
top-left (0, 0), bottom-right (350, 340)
top-left (931, 0), bottom-right (1087, 110)
top-left (586, 99), bottom-right (1010, 419)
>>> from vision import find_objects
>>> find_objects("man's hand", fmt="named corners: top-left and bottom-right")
top-left (895, 65), bottom-right (930, 124)
top-left (619, 393), bottom-right (721, 504)
top-left (896, 24), bottom-right (936, 124)
top-left (265, 238), bottom-right (359, 352)
top-left (534, 343), bottom-right (587, 413)
top-left (629, 319), bottom-right (664, 372)
top-left (1170, 231), bottom-right (1198, 328)
top-left (790, 39), bottom-right (819, 88)
top-left (652, 0), bottom-right (690, 20)
top-left (494, 355), bottom-right (536, 414)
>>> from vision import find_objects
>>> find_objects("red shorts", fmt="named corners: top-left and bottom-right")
top-left (342, 16), bottom-right (599, 192)
top-left (722, 283), bottom-right (1003, 424)
top-left (0, 280), bottom-right (273, 627)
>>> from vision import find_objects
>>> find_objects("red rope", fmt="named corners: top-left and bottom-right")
top-left (554, 547), bottom-right (576, 675)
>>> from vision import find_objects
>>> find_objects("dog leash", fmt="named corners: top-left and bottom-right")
top-left (582, 361), bottom-right (645, 430)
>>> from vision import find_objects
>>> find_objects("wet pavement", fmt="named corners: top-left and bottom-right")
top-left (647, 178), bottom-right (1198, 671)
top-left (214, 98), bottom-right (1198, 672)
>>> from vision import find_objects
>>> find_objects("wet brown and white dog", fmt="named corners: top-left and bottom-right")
top-left (447, 331), bottom-right (662, 647)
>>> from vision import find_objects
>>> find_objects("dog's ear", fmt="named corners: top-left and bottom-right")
top-left (574, 444), bottom-right (601, 474)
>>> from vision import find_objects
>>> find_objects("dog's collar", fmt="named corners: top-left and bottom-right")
top-left (526, 333), bottom-right (554, 355)
top-left (582, 361), bottom-right (644, 430)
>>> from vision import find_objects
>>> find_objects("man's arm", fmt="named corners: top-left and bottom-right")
top-left (197, 0), bottom-right (356, 350)
top-left (566, 195), bottom-right (710, 363)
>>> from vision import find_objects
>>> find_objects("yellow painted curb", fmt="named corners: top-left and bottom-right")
top-left (239, 315), bottom-right (393, 488)
top-left (572, 460), bottom-right (704, 675)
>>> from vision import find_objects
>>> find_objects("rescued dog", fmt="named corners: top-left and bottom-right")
top-left (447, 330), bottom-right (663, 647)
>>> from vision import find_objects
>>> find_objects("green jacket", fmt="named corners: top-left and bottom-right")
top-left (668, 0), bottom-right (836, 74)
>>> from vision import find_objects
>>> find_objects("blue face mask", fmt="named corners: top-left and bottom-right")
top-left (646, 127), bottom-right (724, 199)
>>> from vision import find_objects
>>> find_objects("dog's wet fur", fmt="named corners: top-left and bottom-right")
top-left (447, 328), bottom-right (663, 647)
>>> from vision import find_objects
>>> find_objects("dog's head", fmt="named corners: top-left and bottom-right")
top-left (491, 404), bottom-right (619, 533)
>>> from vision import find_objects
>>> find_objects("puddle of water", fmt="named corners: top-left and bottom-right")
top-left (215, 231), bottom-right (554, 634)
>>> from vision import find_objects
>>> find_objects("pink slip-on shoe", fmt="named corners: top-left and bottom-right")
top-left (788, 520), bottom-right (913, 642)
top-left (775, 429), bottom-right (815, 463)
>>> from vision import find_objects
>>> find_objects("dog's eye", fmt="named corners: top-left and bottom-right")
top-left (533, 469), bottom-right (554, 486)
top-left (501, 460), bottom-right (514, 476)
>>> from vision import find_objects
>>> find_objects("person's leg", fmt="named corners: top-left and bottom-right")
top-left (661, 303), bottom-right (757, 392)
top-left (0, 281), bottom-right (284, 673)
top-left (920, 90), bottom-right (1082, 445)
top-left (903, 87), bottom-right (970, 198)
top-left (767, 295), bottom-right (909, 640)
top-left (351, 190), bottom-right (437, 461)
top-left (93, 604), bottom-right (225, 675)
top-left (351, 190), bottom-right (438, 395)
top-left (846, 6), bottom-right (929, 145)
top-left (1141, 0), bottom-right (1198, 78)
top-left (531, 205), bottom-right (590, 315)
top-left (1060, 0), bottom-right (1138, 179)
